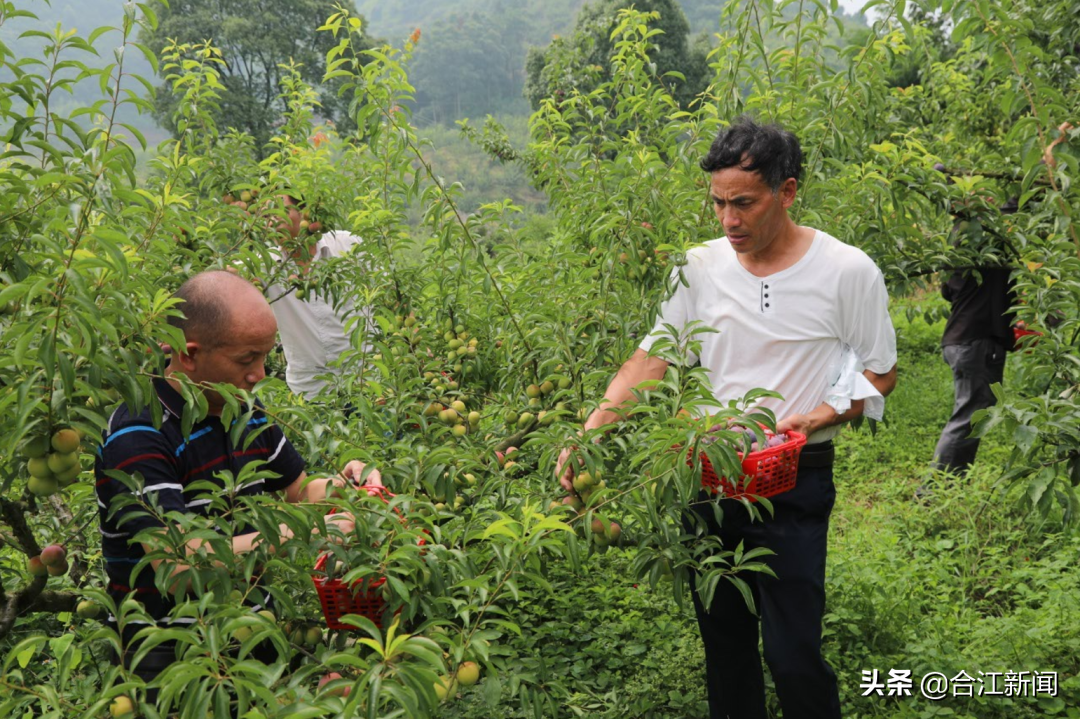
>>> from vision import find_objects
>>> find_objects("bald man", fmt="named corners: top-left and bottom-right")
top-left (94, 270), bottom-right (381, 683)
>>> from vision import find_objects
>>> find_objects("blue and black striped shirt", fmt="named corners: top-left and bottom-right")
top-left (94, 377), bottom-right (305, 623)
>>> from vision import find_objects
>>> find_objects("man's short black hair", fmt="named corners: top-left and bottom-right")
top-left (700, 116), bottom-right (804, 190)
top-left (167, 271), bottom-right (244, 349)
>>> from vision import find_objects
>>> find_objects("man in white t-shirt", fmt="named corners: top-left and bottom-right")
top-left (557, 117), bottom-right (897, 719)
top-left (264, 195), bottom-right (372, 399)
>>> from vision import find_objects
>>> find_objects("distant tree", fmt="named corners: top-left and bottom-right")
top-left (523, 0), bottom-right (709, 110)
top-left (675, 0), bottom-right (728, 33)
top-left (409, 10), bottom-right (528, 125)
top-left (142, 0), bottom-right (379, 151)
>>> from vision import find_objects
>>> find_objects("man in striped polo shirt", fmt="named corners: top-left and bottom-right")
top-left (95, 270), bottom-right (381, 683)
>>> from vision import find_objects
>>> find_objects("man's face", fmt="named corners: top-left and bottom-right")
top-left (180, 300), bottom-right (278, 411)
top-left (709, 166), bottom-right (796, 256)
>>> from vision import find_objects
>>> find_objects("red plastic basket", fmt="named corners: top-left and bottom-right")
top-left (691, 430), bottom-right (807, 501)
top-left (312, 485), bottom-right (393, 631)
top-left (1012, 324), bottom-right (1042, 345)
top-left (312, 554), bottom-right (387, 631)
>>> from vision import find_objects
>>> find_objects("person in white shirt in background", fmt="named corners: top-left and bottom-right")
top-left (557, 116), bottom-right (897, 719)
top-left (264, 194), bottom-right (372, 399)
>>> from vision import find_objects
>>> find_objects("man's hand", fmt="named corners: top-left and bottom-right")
top-left (776, 413), bottom-right (815, 436)
top-left (278, 512), bottom-right (355, 545)
top-left (554, 349), bottom-right (669, 492)
top-left (556, 446), bottom-right (578, 493)
top-left (778, 364), bottom-right (897, 437)
top-left (291, 462), bottom-right (385, 504)
top-left (322, 511), bottom-right (355, 543)
top-left (777, 403), bottom-right (840, 437)
top-left (340, 460), bottom-right (383, 489)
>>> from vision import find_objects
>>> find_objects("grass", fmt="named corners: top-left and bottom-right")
top-left (444, 308), bottom-right (1080, 718)
top-left (827, 313), bottom-right (1080, 718)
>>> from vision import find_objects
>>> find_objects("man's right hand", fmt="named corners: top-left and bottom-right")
top-left (554, 350), bottom-right (668, 493)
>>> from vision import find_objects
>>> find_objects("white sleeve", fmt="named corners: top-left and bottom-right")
top-left (638, 264), bottom-right (699, 365)
top-left (825, 346), bottom-right (885, 420)
top-left (840, 256), bottom-right (897, 374)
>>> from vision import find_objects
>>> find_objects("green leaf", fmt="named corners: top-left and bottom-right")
top-left (16, 643), bottom-right (39, 670)
top-left (1013, 424), bottom-right (1039, 453)
top-left (482, 519), bottom-right (520, 540)
top-left (482, 675), bottom-right (503, 708)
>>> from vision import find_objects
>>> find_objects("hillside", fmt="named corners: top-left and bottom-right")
top-left (355, 0), bottom-right (586, 43)
top-left (0, 0), bottom-right (162, 140)
top-left (350, 0), bottom-right (869, 124)
top-left (355, 0), bottom-right (588, 123)
top-left (4, 0), bottom-right (869, 134)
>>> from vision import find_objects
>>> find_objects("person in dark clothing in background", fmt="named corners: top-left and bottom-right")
top-left (931, 198), bottom-right (1018, 475)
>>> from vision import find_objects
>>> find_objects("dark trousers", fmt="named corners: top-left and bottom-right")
top-left (111, 644), bottom-right (175, 704)
top-left (688, 448), bottom-right (841, 719)
top-left (110, 614), bottom-right (283, 706)
top-left (932, 339), bottom-right (1006, 475)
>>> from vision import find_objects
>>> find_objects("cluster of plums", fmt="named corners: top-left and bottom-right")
top-left (702, 424), bottom-right (791, 453)
top-left (21, 428), bottom-right (84, 496)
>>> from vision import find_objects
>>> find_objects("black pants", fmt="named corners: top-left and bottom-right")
top-left (932, 339), bottom-right (1006, 475)
top-left (688, 445), bottom-right (841, 719)
top-left (111, 643), bottom-right (175, 704)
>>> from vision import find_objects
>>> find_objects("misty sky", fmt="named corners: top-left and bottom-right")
top-left (839, 0), bottom-right (872, 16)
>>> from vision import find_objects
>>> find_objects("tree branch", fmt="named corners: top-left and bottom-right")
top-left (495, 427), bottom-right (531, 453)
top-left (0, 497), bottom-right (82, 633)
top-left (0, 498), bottom-right (41, 556)
top-left (0, 576), bottom-right (46, 638)
top-left (18, 589), bottom-right (80, 615)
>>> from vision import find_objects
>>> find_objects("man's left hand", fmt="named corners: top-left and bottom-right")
top-left (340, 460), bottom-right (384, 489)
top-left (777, 413), bottom-right (815, 436)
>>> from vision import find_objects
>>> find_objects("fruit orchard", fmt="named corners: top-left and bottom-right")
top-left (1, 1), bottom-right (1078, 718)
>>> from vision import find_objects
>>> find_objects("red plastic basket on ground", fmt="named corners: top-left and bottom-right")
top-left (311, 484), bottom-right (393, 631)
top-left (692, 430), bottom-right (807, 501)
top-left (312, 553), bottom-right (388, 631)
